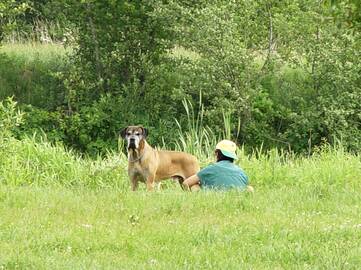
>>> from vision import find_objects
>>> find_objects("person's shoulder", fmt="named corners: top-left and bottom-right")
top-left (197, 163), bottom-right (216, 176)
top-left (197, 164), bottom-right (218, 185)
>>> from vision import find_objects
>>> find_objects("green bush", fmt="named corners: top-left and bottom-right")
top-left (0, 97), bottom-right (23, 138)
top-left (0, 44), bottom-right (67, 110)
top-left (14, 105), bottom-right (65, 143)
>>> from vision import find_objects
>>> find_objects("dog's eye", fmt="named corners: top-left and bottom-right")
top-left (135, 132), bottom-right (140, 136)
top-left (127, 132), bottom-right (132, 136)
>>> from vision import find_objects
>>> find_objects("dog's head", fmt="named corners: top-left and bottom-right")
top-left (120, 126), bottom-right (148, 150)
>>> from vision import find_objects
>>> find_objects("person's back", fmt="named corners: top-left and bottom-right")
top-left (197, 160), bottom-right (248, 190)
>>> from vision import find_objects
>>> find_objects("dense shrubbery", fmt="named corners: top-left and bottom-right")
top-left (0, 0), bottom-right (360, 155)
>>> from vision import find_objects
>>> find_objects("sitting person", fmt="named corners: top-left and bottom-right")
top-left (183, 140), bottom-right (253, 192)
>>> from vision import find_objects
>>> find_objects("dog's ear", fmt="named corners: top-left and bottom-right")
top-left (142, 127), bottom-right (148, 138)
top-left (120, 127), bottom-right (128, 139)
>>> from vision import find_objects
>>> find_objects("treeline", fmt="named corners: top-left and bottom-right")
top-left (1, 0), bottom-right (360, 155)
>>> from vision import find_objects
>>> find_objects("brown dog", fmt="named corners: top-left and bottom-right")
top-left (121, 126), bottom-right (200, 191)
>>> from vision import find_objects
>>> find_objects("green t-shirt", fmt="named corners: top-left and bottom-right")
top-left (197, 160), bottom-right (248, 190)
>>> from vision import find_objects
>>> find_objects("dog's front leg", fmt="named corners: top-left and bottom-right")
top-left (129, 173), bottom-right (139, 191)
top-left (146, 174), bottom-right (155, 191)
top-left (131, 179), bottom-right (139, 191)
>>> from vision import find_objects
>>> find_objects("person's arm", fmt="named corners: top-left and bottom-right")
top-left (183, 174), bottom-right (201, 192)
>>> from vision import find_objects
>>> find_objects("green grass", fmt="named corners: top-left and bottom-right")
top-left (0, 134), bottom-right (360, 269)
top-left (1, 184), bottom-right (361, 269)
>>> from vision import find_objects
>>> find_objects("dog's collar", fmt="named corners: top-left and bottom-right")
top-left (128, 150), bottom-right (145, 163)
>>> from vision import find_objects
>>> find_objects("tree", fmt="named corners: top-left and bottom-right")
top-left (0, 0), bottom-right (30, 42)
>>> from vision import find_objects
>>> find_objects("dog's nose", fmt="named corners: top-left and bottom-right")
top-left (130, 138), bottom-right (135, 142)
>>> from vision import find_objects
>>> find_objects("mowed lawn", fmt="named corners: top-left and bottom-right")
top-left (1, 183), bottom-right (361, 269)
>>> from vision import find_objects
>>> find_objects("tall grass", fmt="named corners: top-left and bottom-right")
top-left (0, 136), bottom-right (129, 189)
top-left (174, 98), bottom-right (217, 162)
top-left (1, 132), bottom-right (359, 191)
top-left (174, 95), bottom-right (240, 163)
top-left (0, 97), bottom-right (359, 190)
top-left (3, 19), bottom-right (66, 44)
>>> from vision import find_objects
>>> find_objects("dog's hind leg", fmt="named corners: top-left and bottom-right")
top-left (170, 175), bottom-right (185, 189)
top-left (176, 176), bottom-right (185, 190)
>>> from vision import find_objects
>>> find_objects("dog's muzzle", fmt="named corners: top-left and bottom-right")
top-left (128, 138), bottom-right (136, 149)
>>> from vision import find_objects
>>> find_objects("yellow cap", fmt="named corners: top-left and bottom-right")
top-left (215, 140), bottom-right (238, 160)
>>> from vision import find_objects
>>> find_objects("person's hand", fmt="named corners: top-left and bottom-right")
top-left (246, 185), bottom-right (254, 193)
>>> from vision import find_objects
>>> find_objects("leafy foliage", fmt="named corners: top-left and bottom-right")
top-left (0, 97), bottom-right (23, 138)
top-left (0, 0), bottom-right (30, 41)
top-left (1, 0), bottom-right (360, 155)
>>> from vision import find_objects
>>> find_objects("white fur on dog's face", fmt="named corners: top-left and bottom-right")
top-left (122, 126), bottom-right (147, 150)
top-left (126, 130), bottom-right (141, 149)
